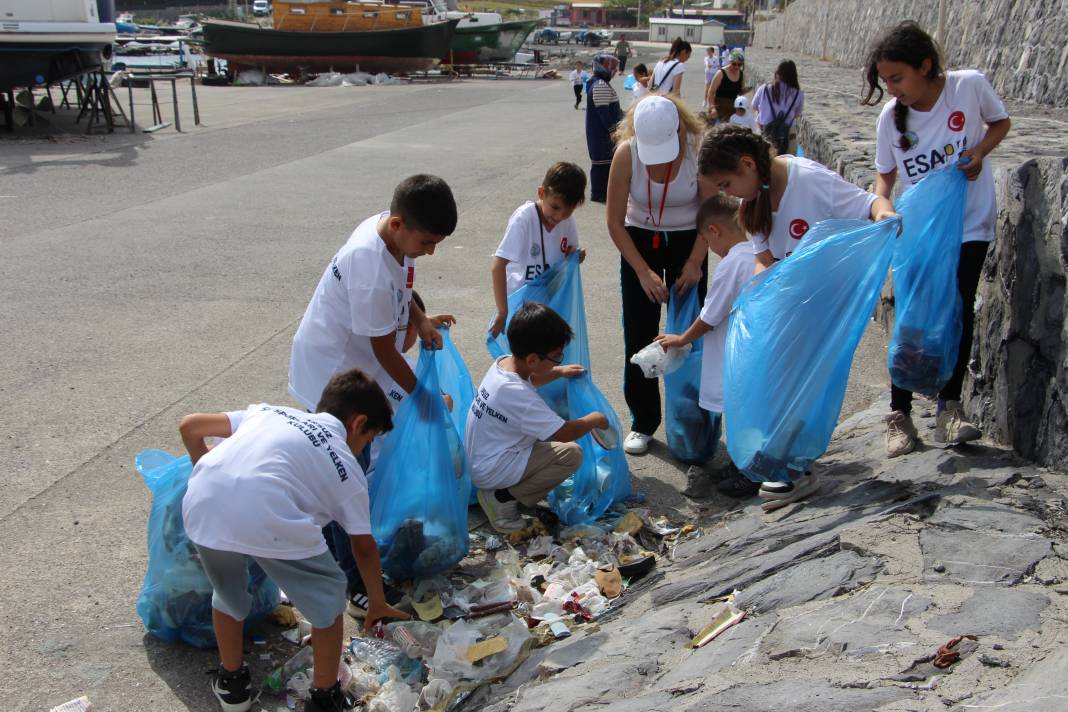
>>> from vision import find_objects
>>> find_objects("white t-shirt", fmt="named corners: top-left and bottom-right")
top-left (704, 54), bottom-right (719, 81)
top-left (569, 69), bottom-right (584, 86)
top-left (182, 404), bottom-right (370, 560)
top-left (875, 70), bottom-right (1008, 243)
top-left (751, 157), bottom-right (877, 260)
top-left (652, 58), bottom-right (686, 93)
top-left (729, 112), bottom-right (758, 132)
top-left (464, 358), bottom-right (565, 490)
top-left (632, 81), bottom-right (649, 104)
top-left (289, 212), bottom-right (413, 411)
top-left (699, 242), bottom-right (755, 414)
top-left (495, 201), bottom-right (580, 294)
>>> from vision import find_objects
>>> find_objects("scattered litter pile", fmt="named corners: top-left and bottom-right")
top-left (258, 502), bottom-right (687, 711)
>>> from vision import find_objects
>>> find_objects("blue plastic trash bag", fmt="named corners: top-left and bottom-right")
top-left (136, 449), bottom-right (280, 648)
top-left (888, 167), bottom-right (968, 395)
top-left (433, 325), bottom-right (476, 441)
top-left (664, 287), bottom-right (720, 465)
top-left (486, 252), bottom-right (591, 418)
top-left (623, 74), bottom-right (637, 90)
top-left (725, 218), bottom-right (899, 482)
top-left (547, 373), bottom-right (631, 525)
top-left (371, 346), bottom-right (472, 580)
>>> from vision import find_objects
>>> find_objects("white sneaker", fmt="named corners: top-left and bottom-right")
top-left (759, 471), bottom-right (821, 512)
top-left (885, 410), bottom-right (918, 458)
top-left (476, 490), bottom-right (526, 533)
top-left (623, 431), bottom-right (651, 455)
top-left (935, 401), bottom-right (981, 445)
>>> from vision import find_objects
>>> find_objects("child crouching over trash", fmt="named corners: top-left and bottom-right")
top-left (655, 195), bottom-right (756, 498)
top-left (179, 369), bottom-right (409, 712)
top-left (466, 302), bottom-right (609, 532)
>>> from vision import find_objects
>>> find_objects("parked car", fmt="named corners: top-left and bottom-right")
top-left (534, 28), bottom-right (559, 43)
top-left (252, 0), bottom-right (270, 17)
top-left (572, 30), bottom-right (609, 47)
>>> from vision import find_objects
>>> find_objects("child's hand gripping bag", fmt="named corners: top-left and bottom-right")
top-left (486, 253), bottom-right (591, 419)
top-left (547, 373), bottom-right (631, 525)
top-left (724, 218), bottom-right (899, 482)
top-left (136, 449), bottom-right (279, 648)
top-left (664, 286), bottom-right (720, 465)
top-left (371, 347), bottom-right (472, 580)
top-left (887, 166), bottom-right (968, 395)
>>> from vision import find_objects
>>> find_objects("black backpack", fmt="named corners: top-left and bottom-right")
top-left (762, 84), bottom-right (799, 154)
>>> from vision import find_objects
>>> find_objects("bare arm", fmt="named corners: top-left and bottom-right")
top-left (959, 117), bottom-right (1011, 181)
top-left (351, 534), bottom-right (409, 631)
top-left (409, 299), bottom-right (442, 349)
top-left (671, 72), bottom-right (683, 96)
top-left (874, 169), bottom-right (897, 201)
top-left (179, 413), bottom-right (233, 465)
top-left (606, 142), bottom-right (669, 303)
top-left (490, 256), bottom-right (510, 337)
top-left (753, 250), bottom-right (775, 274)
top-left (371, 334), bottom-right (417, 393)
top-left (675, 174), bottom-right (716, 294)
top-left (706, 71), bottom-right (724, 114)
top-left (552, 412), bottom-right (610, 442)
top-left (655, 316), bottom-right (713, 350)
top-left (530, 363), bottom-right (585, 388)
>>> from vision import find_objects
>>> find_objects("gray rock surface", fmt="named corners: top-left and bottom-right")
top-left (919, 527), bottom-right (1051, 585)
top-left (955, 649), bottom-right (1068, 711)
top-left (734, 550), bottom-right (881, 614)
top-left (682, 680), bottom-right (913, 711)
top-left (929, 588), bottom-right (1050, 639)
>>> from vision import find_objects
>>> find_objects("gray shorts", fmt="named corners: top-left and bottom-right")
top-left (194, 544), bottom-right (346, 629)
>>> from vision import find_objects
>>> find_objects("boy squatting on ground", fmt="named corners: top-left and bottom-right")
top-left (288, 174), bottom-right (457, 619)
top-left (179, 369), bottom-right (409, 712)
top-left (466, 303), bottom-right (610, 532)
top-left (654, 195), bottom-right (758, 500)
top-left (490, 162), bottom-right (588, 338)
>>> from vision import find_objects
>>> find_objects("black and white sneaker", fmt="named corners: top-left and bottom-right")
top-left (209, 664), bottom-right (251, 712)
top-left (346, 583), bottom-right (410, 620)
top-left (305, 682), bottom-right (357, 712)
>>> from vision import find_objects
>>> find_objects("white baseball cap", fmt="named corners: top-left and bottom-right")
top-left (633, 96), bottom-right (680, 166)
top-left (734, 95), bottom-right (748, 110)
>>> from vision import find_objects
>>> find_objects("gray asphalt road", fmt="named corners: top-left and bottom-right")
top-left (0, 51), bottom-right (888, 711)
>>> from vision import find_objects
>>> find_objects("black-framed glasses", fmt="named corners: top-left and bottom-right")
top-left (540, 352), bottom-right (563, 365)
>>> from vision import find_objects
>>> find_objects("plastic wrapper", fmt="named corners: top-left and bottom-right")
top-left (429, 615), bottom-right (531, 683)
top-left (486, 252), bottom-right (591, 418)
top-left (724, 218), bottom-right (899, 482)
top-left (547, 374), bottom-right (631, 525)
top-left (349, 637), bottom-right (421, 682)
top-left (367, 667), bottom-right (420, 712)
top-left (888, 166), bottom-right (968, 395)
top-left (135, 449), bottom-right (280, 648)
top-left (371, 347), bottom-right (472, 580)
top-left (386, 620), bottom-right (442, 660)
top-left (629, 341), bottom-right (691, 378)
top-left (664, 287), bottom-right (720, 464)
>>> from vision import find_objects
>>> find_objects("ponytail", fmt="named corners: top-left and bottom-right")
top-left (698, 125), bottom-right (776, 238)
top-left (668, 37), bottom-right (692, 60)
top-left (862, 20), bottom-right (942, 151)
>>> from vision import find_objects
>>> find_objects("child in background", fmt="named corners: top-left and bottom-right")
top-left (570, 61), bottom-right (586, 109)
top-left (703, 46), bottom-right (720, 109)
top-left (180, 370), bottom-right (408, 712)
top-left (631, 63), bottom-right (651, 104)
top-left (862, 21), bottom-right (1010, 457)
top-left (728, 95), bottom-right (758, 132)
top-left (466, 303), bottom-right (608, 532)
top-left (697, 124), bottom-right (897, 505)
top-left (654, 195), bottom-right (757, 499)
top-left (288, 174), bottom-right (456, 619)
top-left (490, 162), bottom-right (587, 337)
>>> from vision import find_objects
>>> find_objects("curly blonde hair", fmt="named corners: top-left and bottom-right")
top-left (611, 93), bottom-right (706, 148)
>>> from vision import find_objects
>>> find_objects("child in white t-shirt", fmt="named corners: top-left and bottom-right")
top-left (569, 61), bottom-right (587, 109)
top-left (655, 195), bottom-right (756, 499)
top-left (862, 20), bottom-right (1011, 457)
top-left (631, 63), bottom-right (650, 105)
top-left (696, 124), bottom-right (897, 506)
top-left (728, 95), bottom-right (758, 132)
top-left (490, 162), bottom-right (587, 337)
top-left (180, 370), bottom-right (409, 712)
top-left (465, 303), bottom-right (608, 532)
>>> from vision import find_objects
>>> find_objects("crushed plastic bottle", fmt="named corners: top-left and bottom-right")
top-left (630, 341), bottom-right (691, 378)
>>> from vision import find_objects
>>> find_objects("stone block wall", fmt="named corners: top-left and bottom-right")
top-left (753, 0), bottom-right (1068, 108)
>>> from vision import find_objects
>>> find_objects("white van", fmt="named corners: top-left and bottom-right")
top-left (252, 1), bottom-right (270, 16)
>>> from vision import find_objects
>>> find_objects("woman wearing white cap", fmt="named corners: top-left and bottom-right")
top-left (605, 94), bottom-right (710, 455)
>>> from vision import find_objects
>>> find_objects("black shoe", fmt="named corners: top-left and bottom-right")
top-left (305, 682), bottom-right (357, 712)
top-left (682, 465), bottom-right (715, 499)
top-left (210, 664), bottom-right (251, 712)
top-left (346, 582), bottom-right (410, 619)
top-left (715, 471), bottom-right (761, 498)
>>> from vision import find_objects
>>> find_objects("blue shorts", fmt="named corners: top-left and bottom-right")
top-left (194, 544), bottom-right (346, 629)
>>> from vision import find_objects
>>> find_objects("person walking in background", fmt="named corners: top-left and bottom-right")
top-left (569, 61), bottom-right (587, 109)
top-left (862, 21), bottom-right (1011, 458)
top-left (604, 95), bottom-right (709, 455)
top-left (585, 54), bottom-right (624, 203)
top-left (614, 36), bottom-right (632, 73)
top-left (706, 49), bottom-right (747, 124)
top-left (703, 46), bottom-right (720, 110)
top-left (752, 60), bottom-right (804, 154)
top-left (651, 38), bottom-right (692, 97)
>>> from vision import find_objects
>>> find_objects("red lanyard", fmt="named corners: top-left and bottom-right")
top-left (646, 162), bottom-right (673, 249)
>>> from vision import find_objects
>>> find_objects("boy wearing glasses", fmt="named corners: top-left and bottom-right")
top-left (464, 303), bottom-right (608, 532)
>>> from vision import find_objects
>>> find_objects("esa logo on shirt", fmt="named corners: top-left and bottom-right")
top-left (788, 219), bottom-right (810, 240)
top-left (947, 111), bottom-right (966, 132)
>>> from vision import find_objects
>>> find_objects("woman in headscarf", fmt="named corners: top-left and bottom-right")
top-left (585, 53), bottom-right (624, 203)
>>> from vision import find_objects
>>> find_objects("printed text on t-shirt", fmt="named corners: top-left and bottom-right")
top-left (471, 387), bottom-right (509, 423)
top-left (268, 407), bottom-right (349, 483)
top-left (902, 136), bottom-right (968, 181)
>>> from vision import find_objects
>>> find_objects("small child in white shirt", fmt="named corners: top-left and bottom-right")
top-left (655, 195), bottom-right (756, 499)
top-left (466, 303), bottom-right (608, 532)
top-left (569, 61), bottom-right (586, 109)
top-left (728, 94), bottom-right (758, 132)
top-left (631, 63), bottom-right (650, 105)
top-left (490, 162), bottom-right (587, 338)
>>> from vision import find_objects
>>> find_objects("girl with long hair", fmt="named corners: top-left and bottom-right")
top-left (651, 38), bottom-right (692, 96)
top-left (751, 59), bottom-right (804, 154)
